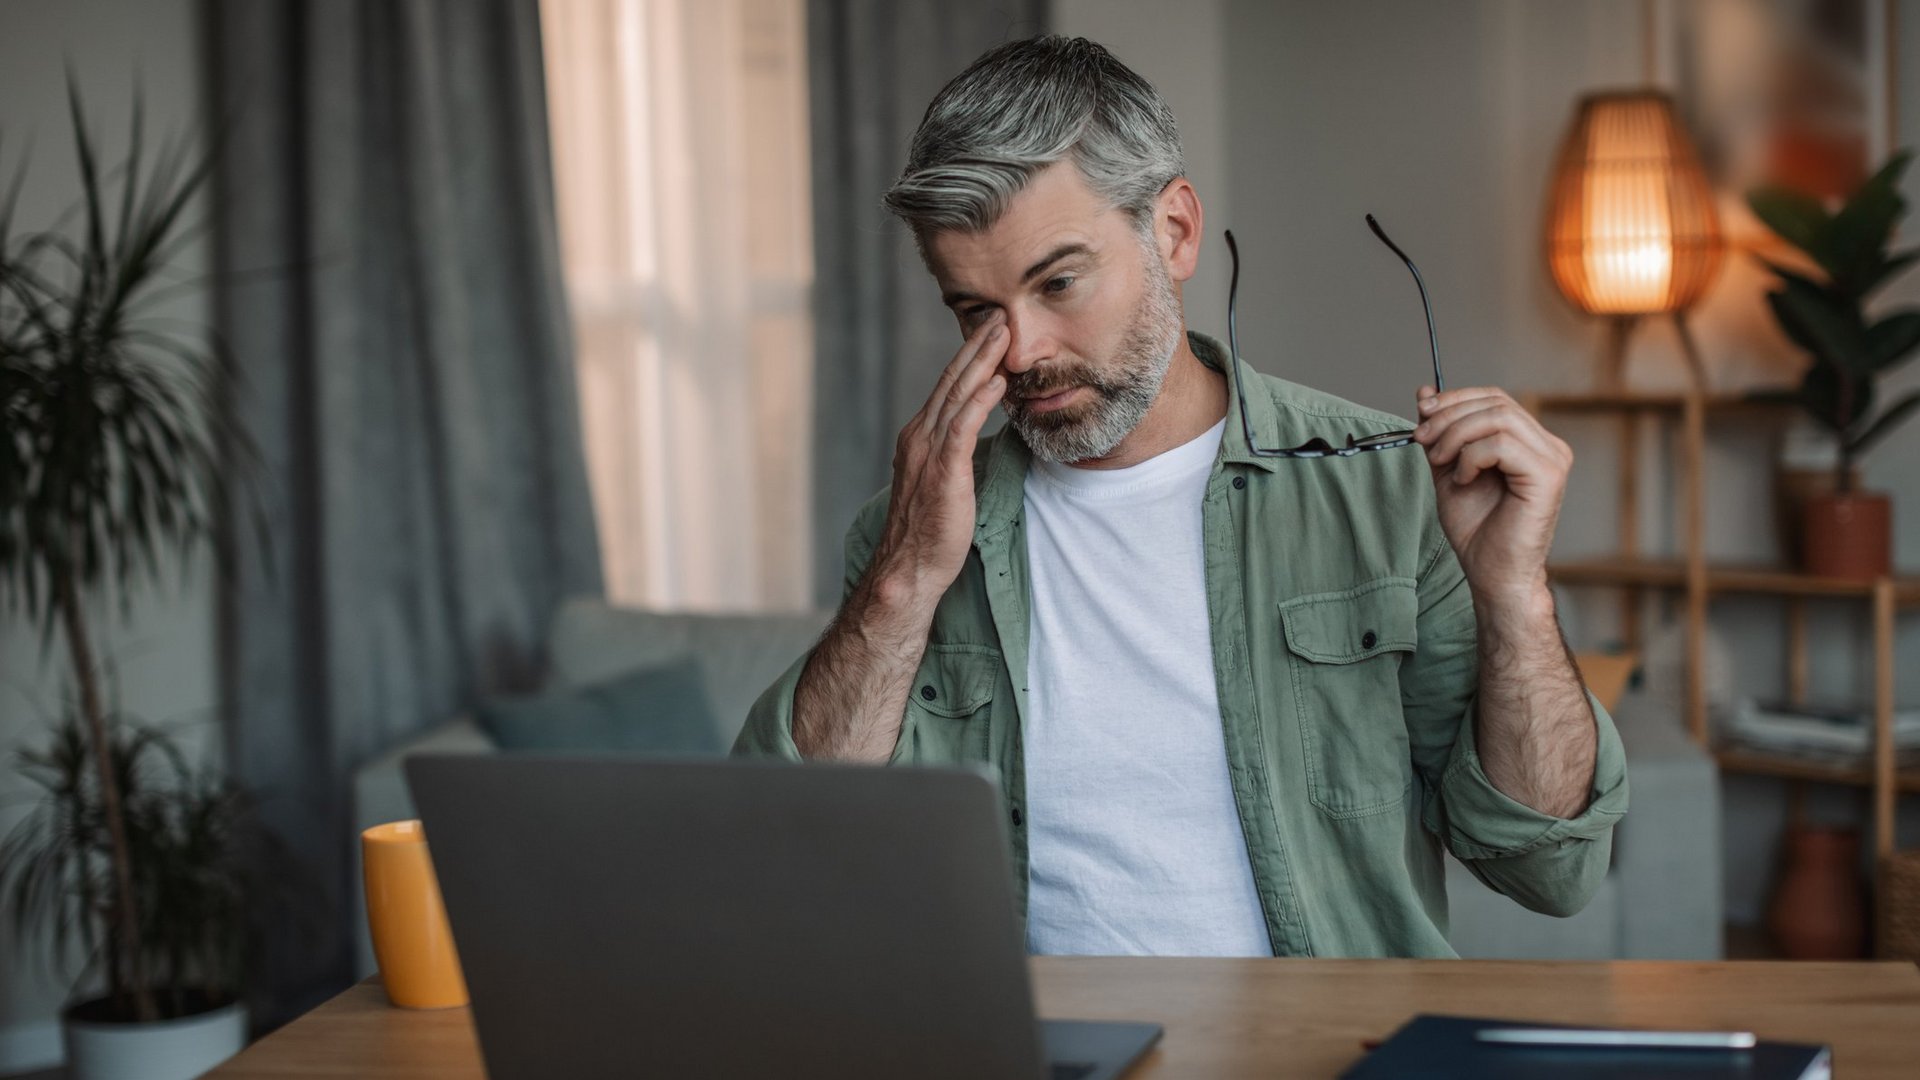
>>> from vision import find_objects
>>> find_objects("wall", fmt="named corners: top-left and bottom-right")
top-left (1055, 0), bottom-right (1234, 341)
top-left (0, 0), bottom-right (218, 1070)
top-left (1216, 0), bottom-right (1920, 931)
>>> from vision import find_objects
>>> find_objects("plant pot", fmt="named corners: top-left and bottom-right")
top-left (1774, 465), bottom-right (1862, 564)
top-left (1766, 825), bottom-right (1868, 959)
top-left (1801, 492), bottom-right (1893, 581)
top-left (62, 992), bottom-right (247, 1080)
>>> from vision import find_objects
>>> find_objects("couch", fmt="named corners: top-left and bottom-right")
top-left (352, 597), bottom-right (1721, 974)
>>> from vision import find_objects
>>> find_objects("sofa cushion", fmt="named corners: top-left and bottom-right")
top-left (545, 597), bottom-right (833, 745)
top-left (477, 655), bottom-right (721, 754)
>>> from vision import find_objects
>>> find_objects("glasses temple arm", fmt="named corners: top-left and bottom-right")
top-left (1222, 230), bottom-right (1267, 452)
top-left (1365, 214), bottom-right (1445, 394)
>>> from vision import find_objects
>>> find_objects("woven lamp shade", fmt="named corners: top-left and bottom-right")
top-left (1545, 91), bottom-right (1724, 316)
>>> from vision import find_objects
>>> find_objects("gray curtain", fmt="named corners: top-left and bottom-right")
top-left (807, 1), bottom-right (1047, 604)
top-left (207, 0), bottom-right (602, 1017)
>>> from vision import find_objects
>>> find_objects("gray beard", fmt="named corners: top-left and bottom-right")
top-left (1006, 256), bottom-right (1185, 465)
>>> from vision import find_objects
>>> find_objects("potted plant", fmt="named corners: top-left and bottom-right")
top-left (1, 708), bottom-right (292, 1079)
top-left (1, 80), bottom-right (270, 1079)
top-left (1748, 151), bottom-right (1920, 580)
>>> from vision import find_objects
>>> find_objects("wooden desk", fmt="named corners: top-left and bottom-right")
top-left (208, 957), bottom-right (1920, 1078)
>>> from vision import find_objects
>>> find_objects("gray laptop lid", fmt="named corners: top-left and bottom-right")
top-left (406, 755), bottom-right (1062, 1080)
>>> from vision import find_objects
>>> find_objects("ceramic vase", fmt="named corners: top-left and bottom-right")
top-left (1767, 825), bottom-right (1868, 960)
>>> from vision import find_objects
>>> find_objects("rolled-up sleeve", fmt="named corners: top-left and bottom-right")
top-left (734, 639), bottom-right (927, 763)
top-left (733, 650), bottom-right (811, 761)
top-left (1428, 690), bottom-right (1628, 916)
top-left (1403, 528), bottom-right (1629, 919)
top-left (732, 494), bottom-right (890, 762)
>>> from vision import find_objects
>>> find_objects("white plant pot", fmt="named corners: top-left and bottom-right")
top-left (62, 998), bottom-right (248, 1080)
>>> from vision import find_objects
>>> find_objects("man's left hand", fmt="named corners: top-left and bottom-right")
top-left (1411, 384), bottom-right (1571, 605)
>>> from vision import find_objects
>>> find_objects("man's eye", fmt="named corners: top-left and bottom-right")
top-left (1044, 275), bottom-right (1075, 295)
top-left (961, 306), bottom-right (990, 324)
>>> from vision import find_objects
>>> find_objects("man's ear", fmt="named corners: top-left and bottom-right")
top-left (1155, 178), bottom-right (1204, 285)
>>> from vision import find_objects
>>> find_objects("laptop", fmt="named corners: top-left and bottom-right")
top-left (406, 755), bottom-right (1163, 1080)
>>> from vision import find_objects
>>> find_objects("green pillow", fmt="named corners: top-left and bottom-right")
top-left (476, 655), bottom-right (721, 755)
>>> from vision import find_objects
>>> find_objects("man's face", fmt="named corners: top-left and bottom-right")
top-left (927, 162), bottom-right (1185, 464)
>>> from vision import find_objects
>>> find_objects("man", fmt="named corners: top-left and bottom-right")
top-left (735, 36), bottom-right (1626, 958)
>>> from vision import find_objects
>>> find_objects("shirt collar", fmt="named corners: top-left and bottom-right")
top-left (1191, 330), bottom-right (1285, 474)
top-left (974, 329), bottom-right (1283, 542)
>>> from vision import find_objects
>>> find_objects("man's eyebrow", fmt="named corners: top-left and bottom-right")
top-left (1020, 242), bottom-right (1093, 284)
top-left (940, 242), bottom-right (1094, 308)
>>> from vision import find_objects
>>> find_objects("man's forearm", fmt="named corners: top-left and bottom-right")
top-left (1471, 584), bottom-right (1597, 819)
top-left (791, 569), bottom-right (937, 762)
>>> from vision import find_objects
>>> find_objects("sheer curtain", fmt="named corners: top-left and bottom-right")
top-left (541, 0), bottom-right (814, 611)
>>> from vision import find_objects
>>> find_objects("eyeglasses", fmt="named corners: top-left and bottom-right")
top-left (1224, 215), bottom-right (1446, 458)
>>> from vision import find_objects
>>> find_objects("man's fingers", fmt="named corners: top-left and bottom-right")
top-left (1449, 435), bottom-right (1514, 486)
top-left (919, 314), bottom-right (1006, 431)
top-left (1413, 396), bottom-right (1505, 448)
top-left (1420, 400), bottom-right (1561, 469)
top-left (1441, 425), bottom-right (1568, 492)
top-left (936, 314), bottom-right (1004, 395)
top-left (938, 373), bottom-right (1008, 464)
top-left (1416, 385), bottom-right (1505, 418)
top-left (931, 323), bottom-right (1010, 442)
top-left (1422, 403), bottom-right (1522, 466)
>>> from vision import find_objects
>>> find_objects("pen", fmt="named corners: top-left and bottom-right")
top-left (1475, 1028), bottom-right (1758, 1049)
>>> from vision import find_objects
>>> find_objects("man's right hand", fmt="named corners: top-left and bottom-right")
top-left (866, 311), bottom-right (1012, 614)
top-left (789, 313), bottom-right (1010, 761)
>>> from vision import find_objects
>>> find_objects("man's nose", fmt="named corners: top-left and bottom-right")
top-left (1000, 313), bottom-right (1049, 375)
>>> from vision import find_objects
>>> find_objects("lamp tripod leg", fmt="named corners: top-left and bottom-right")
top-left (1603, 315), bottom-right (1638, 391)
top-left (1672, 310), bottom-right (1708, 394)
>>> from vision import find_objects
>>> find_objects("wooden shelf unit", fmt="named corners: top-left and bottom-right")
top-left (1525, 389), bottom-right (1913, 864)
top-left (1547, 557), bottom-right (1920, 603)
top-left (1712, 747), bottom-right (1920, 795)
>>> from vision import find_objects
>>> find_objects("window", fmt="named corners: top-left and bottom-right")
top-left (541, 0), bottom-right (813, 610)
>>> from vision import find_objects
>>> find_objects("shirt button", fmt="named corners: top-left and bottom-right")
top-left (1232, 476), bottom-right (1247, 490)
top-left (1361, 630), bottom-right (1378, 649)
top-left (920, 685), bottom-right (937, 701)
top-left (1011, 806), bottom-right (1024, 827)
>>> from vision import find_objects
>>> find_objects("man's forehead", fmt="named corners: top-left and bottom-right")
top-left (933, 228), bottom-right (1097, 293)
top-left (928, 161), bottom-right (1129, 295)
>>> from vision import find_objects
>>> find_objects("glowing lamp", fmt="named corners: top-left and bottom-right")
top-left (1544, 91), bottom-right (1724, 387)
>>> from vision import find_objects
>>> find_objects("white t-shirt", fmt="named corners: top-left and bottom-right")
top-left (1021, 416), bottom-right (1272, 957)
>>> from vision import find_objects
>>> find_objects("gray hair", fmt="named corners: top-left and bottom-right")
top-left (883, 36), bottom-right (1185, 246)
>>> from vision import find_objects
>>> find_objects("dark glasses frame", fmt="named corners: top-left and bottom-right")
top-left (1225, 214), bottom-right (1446, 458)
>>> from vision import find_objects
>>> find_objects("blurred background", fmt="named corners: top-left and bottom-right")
top-left (3, 0), bottom-right (1919, 1074)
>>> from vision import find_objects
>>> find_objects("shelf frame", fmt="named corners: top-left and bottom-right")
top-left (1527, 389), bottom-right (1912, 867)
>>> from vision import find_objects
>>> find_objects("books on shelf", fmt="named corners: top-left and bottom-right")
top-left (1717, 697), bottom-right (1920, 763)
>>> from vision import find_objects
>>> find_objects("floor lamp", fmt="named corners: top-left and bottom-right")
top-left (1544, 90), bottom-right (1725, 390)
top-left (1541, 90), bottom-right (1728, 733)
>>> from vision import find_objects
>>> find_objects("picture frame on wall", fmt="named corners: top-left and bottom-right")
top-left (1654, 0), bottom-right (1896, 225)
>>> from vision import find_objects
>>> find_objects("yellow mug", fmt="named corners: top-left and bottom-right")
top-left (362, 820), bottom-right (469, 1008)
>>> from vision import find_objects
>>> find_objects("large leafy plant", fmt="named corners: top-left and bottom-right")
top-left (0, 81), bottom-right (250, 1021)
top-left (1748, 151), bottom-right (1920, 492)
top-left (0, 708), bottom-right (286, 1021)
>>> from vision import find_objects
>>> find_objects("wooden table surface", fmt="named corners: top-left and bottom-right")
top-left (207, 957), bottom-right (1920, 1078)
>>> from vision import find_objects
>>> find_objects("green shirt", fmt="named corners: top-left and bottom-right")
top-left (734, 331), bottom-right (1628, 957)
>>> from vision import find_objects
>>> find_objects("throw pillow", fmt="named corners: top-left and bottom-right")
top-left (476, 655), bottom-right (722, 755)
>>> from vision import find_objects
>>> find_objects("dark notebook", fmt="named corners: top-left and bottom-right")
top-left (1341, 1015), bottom-right (1831, 1079)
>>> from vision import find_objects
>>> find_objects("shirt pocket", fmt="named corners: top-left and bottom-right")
top-left (896, 643), bottom-right (1000, 763)
top-left (1277, 577), bottom-right (1418, 819)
